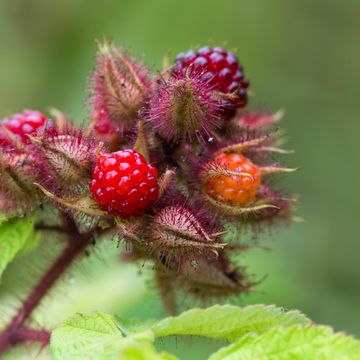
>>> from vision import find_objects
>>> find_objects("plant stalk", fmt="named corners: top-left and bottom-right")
top-left (0, 218), bottom-right (92, 355)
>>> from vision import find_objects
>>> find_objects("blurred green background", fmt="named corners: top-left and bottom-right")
top-left (0, 0), bottom-right (359, 357)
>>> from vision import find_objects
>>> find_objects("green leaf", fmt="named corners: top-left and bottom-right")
top-left (51, 312), bottom-right (124, 359)
top-left (17, 230), bottom-right (41, 255)
top-left (209, 325), bottom-right (360, 360)
top-left (151, 304), bottom-right (310, 341)
top-left (115, 316), bottom-right (157, 335)
top-left (0, 214), bottom-right (37, 281)
top-left (51, 312), bottom-right (178, 360)
top-left (118, 340), bottom-right (178, 360)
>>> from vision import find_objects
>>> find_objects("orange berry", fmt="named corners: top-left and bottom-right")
top-left (204, 152), bottom-right (261, 206)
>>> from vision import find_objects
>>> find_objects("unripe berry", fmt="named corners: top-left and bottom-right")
top-left (89, 149), bottom-right (159, 218)
top-left (203, 152), bottom-right (261, 206)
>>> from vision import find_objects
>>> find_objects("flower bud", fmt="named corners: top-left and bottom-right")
top-left (0, 151), bottom-right (43, 213)
top-left (32, 132), bottom-right (98, 194)
top-left (148, 71), bottom-right (220, 141)
top-left (154, 248), bottom-right (252, 312)
top-left (148, 204), bottom-right (224, 268)
top-left (176, 252), bottom-right (252, 298)
top-left (91, 39), bottom-right (150, 135)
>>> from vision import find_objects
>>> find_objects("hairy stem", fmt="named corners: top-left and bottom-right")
top-left (12, 328), bottom-right (51, 346)
top-left (0, 217), bottom-right (92, 355)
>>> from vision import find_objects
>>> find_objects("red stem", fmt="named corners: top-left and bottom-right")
top-left (0, 219), bottom-right (92, 355)
top-left (13, 328), bottom-right (51, 345)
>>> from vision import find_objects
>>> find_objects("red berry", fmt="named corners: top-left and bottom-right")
top-left (173, 47), bottom-right (249, 117)
top-left (89, 149), bottom-right (159, 217)
top-left (91, 108), bottom-right (121, 151)
top-left (93, 108), bottom-right (117, 135)
top-left (0, 110), bottom-right (54, 147)
top-left (204, 152), bottom-right (261, 206)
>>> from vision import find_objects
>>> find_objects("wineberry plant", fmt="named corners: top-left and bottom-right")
top-left (0, 40), bottom-right (359, 359)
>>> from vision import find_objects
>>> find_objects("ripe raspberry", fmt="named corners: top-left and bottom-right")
top-left (89, 149), bottom-right (159, 217)
top-left (0, 110), bottom-right (54, 147)
top-left (173, 47), bottom-right (249, 117)
top-left (204, 152), bottom-right (261, 206)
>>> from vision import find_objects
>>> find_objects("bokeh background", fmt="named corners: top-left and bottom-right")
top-left (0, 0), bottom-right (359, 358)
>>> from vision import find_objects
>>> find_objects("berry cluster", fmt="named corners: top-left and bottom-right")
top-left (0, 40), bottom-right (297, 313)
